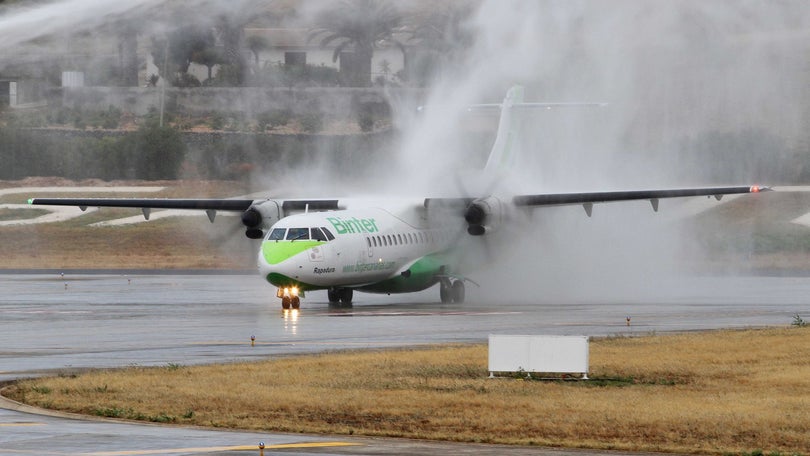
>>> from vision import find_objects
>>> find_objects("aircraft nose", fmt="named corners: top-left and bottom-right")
top-left (257, 240), bottom-right (323, 285)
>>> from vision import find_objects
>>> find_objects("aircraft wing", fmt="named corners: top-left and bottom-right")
top-left (28, 198), bottom-right (255, 211)
top-left (512, 185), bottom-right (771, 217)
top-left (512, 185), bottom-right (768, 215)
top-left (425, 185), bottom-right (769, 235)
top-left (28, 197), bottom-right (255, 224)
top-left (27, 197), bottom-right (340, 237)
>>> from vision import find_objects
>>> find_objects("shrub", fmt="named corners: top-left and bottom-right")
top-left (172, 73), bottom-right (201, 88)
top-left (299, 113), bottom-right (323, 134)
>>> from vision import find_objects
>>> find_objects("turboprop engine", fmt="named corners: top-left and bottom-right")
top-left (464, 196), bottom-right (505, 236)
top-left (241, 200), bottom-right (282, 239)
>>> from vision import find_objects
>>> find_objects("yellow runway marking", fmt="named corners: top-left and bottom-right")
top-left (86, 441), bottom-right (360, 455)
top-left (0, 422), bottom-right (45, 427)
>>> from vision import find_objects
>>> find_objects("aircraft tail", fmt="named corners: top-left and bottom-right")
top-left (483, 86), bottom-right (525, 173)
top-left (476, 86), bottom-right (606, 175)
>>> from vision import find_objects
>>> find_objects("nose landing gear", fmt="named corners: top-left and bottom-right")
top-left (277, 287), bottom-right (301, 309)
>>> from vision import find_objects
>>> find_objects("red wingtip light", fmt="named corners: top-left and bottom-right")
top-left (750, 185), bottom-right (760, 193)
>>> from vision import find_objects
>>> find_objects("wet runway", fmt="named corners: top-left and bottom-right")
top-left (2, 272), bottom-right (810, 455)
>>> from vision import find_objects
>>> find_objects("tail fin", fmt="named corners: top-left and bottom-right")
top-left (478, 86), bottom-right (607, 174)
top-left (483, 86), bottom-right (525, 173)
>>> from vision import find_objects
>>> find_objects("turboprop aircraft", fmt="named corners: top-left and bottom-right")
top-left (29, 86), bottom-right (768, 309)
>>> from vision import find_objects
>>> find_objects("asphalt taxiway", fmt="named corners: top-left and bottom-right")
top-left (2, 272), bottom-right (810, 455)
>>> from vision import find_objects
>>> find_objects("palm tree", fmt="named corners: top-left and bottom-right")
top-left (215, 12), bottom-right (247, 86)
top-left (246, 35), bottom-right (270, 69)
top-left (402, 2), bottom-right (476, 84)
top-left (116, 23), bottom-right (139, 86)
top-left (308, 0), bottom-right (403, 87)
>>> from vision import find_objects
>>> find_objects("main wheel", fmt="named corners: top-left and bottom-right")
top-left (440, 282), bottom-right (452, 303)
top-left (327, 288), bottom-right (340, 304)
top-left (281, 296), bottom-right (291, 309)
top-left (291, 296), bottom-right (300, 309)
top-left (451, 280), bottom-right (465, 304)
top-left (339, 288), bottom-right (353, 304)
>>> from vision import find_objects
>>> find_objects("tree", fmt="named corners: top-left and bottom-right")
top-left (116, 23), bottom-right (139, 86)
top-left (401, 2), bottom-right (476, 84)
top-left (246, 34), bottom-right (269, 69)
top-left (309, 0), bottom-right (404, 87)
top-left (192, 48), bottom-right (223, 83)
top-left (150, 24), bottom-right (214, 83)
top-left (215, 13), bottom-right (247, 85)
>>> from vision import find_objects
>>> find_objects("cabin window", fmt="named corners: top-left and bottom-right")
top-left (366, 237), bottom-right (371, 248)
top-left (397, 234), bottom-right (403, 245)
top-left (320, 227), bottom-right (335, 241)
top-left (286, 228), bottom-right (309, 240)
top-left (268, 228), bottom-right (286, 241)
top-left (387, 235), bottom-right (393, 246)
top-left (311, 227), bottom-right (328, 241)
top-left (373, 237), bottom-right (379, 247)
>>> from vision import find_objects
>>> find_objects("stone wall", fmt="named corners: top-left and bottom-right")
top-left (52, 86), bottom-right (426, 119)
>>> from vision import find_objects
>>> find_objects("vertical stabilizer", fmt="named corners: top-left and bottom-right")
top-left (484, 85), bottom-right (525, 173)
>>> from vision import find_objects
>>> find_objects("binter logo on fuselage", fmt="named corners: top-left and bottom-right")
top-left (327, 216), bottom-right (379, 235)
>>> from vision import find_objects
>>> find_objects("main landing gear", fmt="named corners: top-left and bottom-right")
top-left (328, 287), bottom-right (353, 306)
top-left (440, 279), bottom-right (465, 304)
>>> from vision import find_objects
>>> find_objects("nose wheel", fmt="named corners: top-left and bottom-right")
top-left (281, 296), bottom-right (300, 309)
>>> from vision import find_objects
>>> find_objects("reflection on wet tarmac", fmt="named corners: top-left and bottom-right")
top-left (281, 308), bottom-right (300, 335)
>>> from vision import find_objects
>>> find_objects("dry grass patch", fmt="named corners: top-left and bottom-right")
top-left (5, 327), bottom-right (810, 454)
top-left (0, 219), bottom-right (256, 269)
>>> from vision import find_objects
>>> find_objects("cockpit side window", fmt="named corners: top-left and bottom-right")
top-left (321, 227), bottom-right (335, 241)
top-left (311, 227), bottom-right (328, 242)
top-left (268, 228), bottom-right (286, 241)
top-left (286, 227), bottom-right (309, 240)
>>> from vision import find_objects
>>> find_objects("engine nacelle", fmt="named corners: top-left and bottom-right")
top-left (241, 200), bottom-right (282, 239)
top-left (464, 196), bottom-right (504, 236)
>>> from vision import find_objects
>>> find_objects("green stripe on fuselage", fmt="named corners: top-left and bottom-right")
top-left (358, 253), bottom-right (448, 294)
top-left (262, 240), bottom-right (325, 265)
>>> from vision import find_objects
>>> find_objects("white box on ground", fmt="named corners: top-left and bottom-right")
top-left (488, 335), bottom-right (589, 378)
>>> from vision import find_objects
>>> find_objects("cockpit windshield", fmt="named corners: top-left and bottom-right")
top-left (286, 228), bottom-right (309, 241)
top-left (267, 228), bottom-right (286, 241)
top-left (266, 226), bottom-right (335, 242)
top-left (311, 227), bottom-right (327, 241)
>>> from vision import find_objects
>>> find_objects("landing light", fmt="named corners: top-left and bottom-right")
top-left (280, 286), bottom-right (299, 297)
top-left (751, 185), bottom-right (760, 193)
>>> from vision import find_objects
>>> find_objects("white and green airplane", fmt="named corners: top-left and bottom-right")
top-left (30, 86), bottom-right (767, 309)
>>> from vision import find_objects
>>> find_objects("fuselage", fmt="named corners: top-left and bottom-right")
top-left (258, 206), bottom-right (459, 295)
